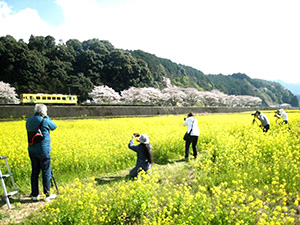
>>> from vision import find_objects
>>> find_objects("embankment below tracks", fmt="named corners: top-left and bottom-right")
top-left (0, 105), bottom-right (276, 119)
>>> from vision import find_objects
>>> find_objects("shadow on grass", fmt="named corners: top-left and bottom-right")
top-left (94, 156), bottom-right (197, 186)
top-left (95, 175), bottom-right (131, 185)
top-left (0, 196), bottom-right (41, 208)
top-left (154, 158), bottom-right (187, 165)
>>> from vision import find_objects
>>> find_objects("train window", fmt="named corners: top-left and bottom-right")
top-left (62, 97), bottom-right (66, 100)
top-left (57, 97), bottom-right (61, 100)
top-left (36, 96), bottom-right (40, 100)
top-left (47, 97), bottom-right (51, 100)
top-left (43, 97), bottom-right (46, 100)
top-left (52, 97), bottom-right (56, 100)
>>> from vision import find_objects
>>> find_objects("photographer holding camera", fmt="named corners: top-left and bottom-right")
top-left (26, 104), bottom-right (57, 202)
top-left (128, 133), bottom-right (153, 178)
top-left (183, 112), bottom-right (200, 161)
top-left (274, 108), bottom-right (288, 124)
top-left (252, 110), bottom-right (270, 132)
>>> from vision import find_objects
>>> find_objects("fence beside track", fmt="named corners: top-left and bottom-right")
top-left (0, 105), bottom-right (279, 119)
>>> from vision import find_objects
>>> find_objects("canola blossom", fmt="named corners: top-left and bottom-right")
top-left (1, 111), bottom-right (300, 224)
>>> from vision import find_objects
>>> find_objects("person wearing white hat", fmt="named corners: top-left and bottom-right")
top-left (128, 133), bottom-right (153, 178)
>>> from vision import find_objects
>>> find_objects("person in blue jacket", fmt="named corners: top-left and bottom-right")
top-left (26, 104), bottom-right (57, 202)
top-left (128, 133), bottom-right (153, 178)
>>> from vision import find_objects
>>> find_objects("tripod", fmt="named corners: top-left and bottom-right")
top-left (252, 118), bottom-right (263, 130)
top-left (50, 170), bottom-right (59, 194)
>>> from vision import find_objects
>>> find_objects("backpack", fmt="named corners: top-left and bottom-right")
top-left (27, 118), bottom-right (44, 145)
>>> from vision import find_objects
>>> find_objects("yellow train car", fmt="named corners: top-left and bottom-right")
top-left (20, 93), bottom-right (77, 105)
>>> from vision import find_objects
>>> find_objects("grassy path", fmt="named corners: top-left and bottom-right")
top-left (0, 159), bottom-right (195, 224)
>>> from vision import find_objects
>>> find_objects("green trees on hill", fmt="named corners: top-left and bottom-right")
top-left (0, 35), bottom-right (298, 106)
top-left (0, 35), bottom-right (154, 101)
top-left (131, 51), bottom-right (298, 107)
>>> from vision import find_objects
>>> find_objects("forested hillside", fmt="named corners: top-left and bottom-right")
top-left (0, 35), bottom-right (298, 106)
top-left (131, 50), bottom-right (298, 107)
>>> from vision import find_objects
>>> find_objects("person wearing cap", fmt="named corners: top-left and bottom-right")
top-left (26, 104), bottom-right (57, 202)
top-left (128, 133), bottom-right (153, 178)
top-left (275, 109), bottom-right (288, 124)
top-left (183, 112), bottom-right (200, 161)
top-left (252, 110), bottom-right (270, 132)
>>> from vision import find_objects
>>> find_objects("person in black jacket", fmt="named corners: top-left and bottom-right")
top-left (128, 133), bottom-right (153, 178)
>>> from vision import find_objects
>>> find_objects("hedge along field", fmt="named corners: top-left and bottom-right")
top-left (1, 111), bottom-right (300, 224)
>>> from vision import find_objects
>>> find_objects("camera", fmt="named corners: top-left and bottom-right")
top-left (252, 110), bottom-right (260, 116)
top-left (133, 133), bottom-right (140, 137)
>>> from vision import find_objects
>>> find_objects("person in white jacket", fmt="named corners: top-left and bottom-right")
top-left (275, 109), bottom-right (288, 124)
top-left (183, 112), bottom-right (200, 161)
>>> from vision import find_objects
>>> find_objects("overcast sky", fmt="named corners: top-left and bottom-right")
top-left (1, 0), bottom-right (300, 83)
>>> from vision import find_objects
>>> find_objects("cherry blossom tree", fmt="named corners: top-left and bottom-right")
top-left (89, 85), bottom-right (120, 104)
top-left (199, 90), bottom-right (262, 107)
top-left (120, 87), bottom-right (143, 105)
top-left (90, 84), bottom-right (262, 107)
top-left (161, 87), bottom-right (187, 106)
top-left (199, 90), bottom-right (220, 106)
top-left (234, 95), bottom-right (262, 107)
top-left (182, 88), bottom-right (203, 106)
top-left (0, 81), bottom-right (19, 104)
top-left (138, 87), bottom-right (165, 105)
top-left (120, 87), bottom-right (165, 105)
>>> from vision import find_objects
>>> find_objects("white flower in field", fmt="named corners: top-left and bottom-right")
top-left (0, 81), bottom-right (19, 104)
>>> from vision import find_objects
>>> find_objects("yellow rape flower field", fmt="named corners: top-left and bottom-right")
top-left (1, 111), bottom-right (300, 224)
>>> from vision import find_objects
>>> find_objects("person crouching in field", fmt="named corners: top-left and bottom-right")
top-left (128, 133), bottom-right (153, 178)
top-left (252, 110), bottom-right (270, 132)
top-left (26, 104), bottom-right (57, 202)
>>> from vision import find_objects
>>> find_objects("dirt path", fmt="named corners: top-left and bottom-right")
top-left (0, 195), bottom-right (48, 224)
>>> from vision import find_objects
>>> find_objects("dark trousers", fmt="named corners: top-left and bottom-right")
top-left (29, 151), bottom-right (51, 197)
top-left (185, 136), bottom-right (198, 159)
top-left (263, 124), bottom-right (270, 132)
